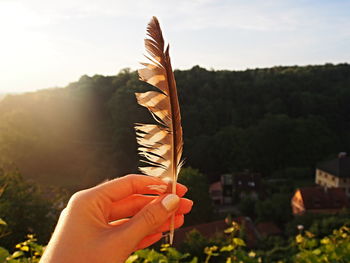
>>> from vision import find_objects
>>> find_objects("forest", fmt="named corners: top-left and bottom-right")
top-left (1, 63), bottom-right (350, 262)
top-left (0, 63), bottom-right (349, 190)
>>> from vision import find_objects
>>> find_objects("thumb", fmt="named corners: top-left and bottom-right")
top-left (122, 194), bottom-right (179, 246)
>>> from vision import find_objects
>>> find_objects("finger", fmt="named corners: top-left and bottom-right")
top-left (93, 174), bottom-right (188, 202)
top-left (119, 194), bottom-right (180, 248)
top-left (176, 198), bottom-right (193, 215)
top-left (110, 214), bottom-right (184, 234)
top-left (109, 214), bottom-right (184, 233)
top-left (175, 183), bottom-right (188, 197)
top-left (94, 174), bottom-right (166, 202)
top-left (109, 196), bottom-right (193, 221)
top-left (108, 195), bottom-right (155, 221)
top-left (135, 233), bottom-right (162, 251)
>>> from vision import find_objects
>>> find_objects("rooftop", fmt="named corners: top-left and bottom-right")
top-left (298, 186), bottom-right (349, 210)
top-left (317, 155), bottom-right (350, 178)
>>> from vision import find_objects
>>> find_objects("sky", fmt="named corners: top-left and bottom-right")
top-left (0, 0), bottom-right (349, 93)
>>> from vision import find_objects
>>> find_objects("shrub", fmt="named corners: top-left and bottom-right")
top-left (0, 169), bottom-right (62, 249)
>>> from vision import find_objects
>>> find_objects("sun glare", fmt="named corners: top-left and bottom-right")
top-left (0, 2), bottom-right (57, 93)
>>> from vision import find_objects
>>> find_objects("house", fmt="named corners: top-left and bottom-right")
top-left (231, 173), bottom-right (262, 201)
top-left (209, 181), bottom-right (223, 205)
top-left (315, 152), bottom-right (350, 196)
top-left (209, 172), bottom-right (262, 206)
top-left (291, 186), bottom-right (349, 215)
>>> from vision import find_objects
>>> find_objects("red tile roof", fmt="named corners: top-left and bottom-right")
top-left (299, 187), bottom-right (349, 210)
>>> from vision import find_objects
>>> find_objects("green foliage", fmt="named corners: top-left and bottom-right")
top-left (308, 213), bottom-right (350, 237)
top-left (126, 224), bottom-right (350, 263)
top-left (271, 167), bottom-right (313, 181)
top-left (178, 168), bottom-right (214, 225)
top-left (0, 185), bottom-right (10, 240)
top-left (0, 169), bottom-right (60, 249)
top-left (126, 221), bottom-right (261, 263)
top-left (295, 226), bottom-right (350, 262)
top-left (286, 211), bottom-right (350, 237)
top-left (255, 235), bottom-right (296, 263)
top-left (237, 196), bottom-right (256, 218)
top-left (0, 220), bottom-right (349, 263)
top-left (0, 218), bottom-right (10, 243)
top-left (216, 221), bottom-right (260, 263)
top-left (0, 234), bottom-right (44, 263)
top-left (255, 193), bottom-right (293, 225)
top-left (180, 229), bottom-right (228, 261)
top-left (245, 114), bottom-right (337, 174)
top-left (180, 229), bottom-right (210, 261)
top-left (126, 244), bottom-right (197, 263)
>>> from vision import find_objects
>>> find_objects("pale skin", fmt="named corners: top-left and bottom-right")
top-left (40, 174), bottom-right (193, 263)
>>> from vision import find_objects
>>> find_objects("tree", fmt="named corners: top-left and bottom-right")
top-left (237, 197), bottom-right (256, 219)
top-left (255, 193), bottom-right (293, 226)
top-left (178, 167), bottom-right (214, 225)
top-left (0, 169), bottom-right (59, 249)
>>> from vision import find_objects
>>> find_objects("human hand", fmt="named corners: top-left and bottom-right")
top-left (40, 174), bottom-right (193, 263)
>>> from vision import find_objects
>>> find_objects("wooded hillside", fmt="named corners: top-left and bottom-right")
top-left (0, 64), bottom-right (349, 189)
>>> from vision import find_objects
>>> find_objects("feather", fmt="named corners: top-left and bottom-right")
top-left (136, 16), bottom-right (183, 244)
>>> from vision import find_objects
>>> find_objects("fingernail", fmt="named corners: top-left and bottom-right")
top-left (162, 194), bottom-right (180, 211)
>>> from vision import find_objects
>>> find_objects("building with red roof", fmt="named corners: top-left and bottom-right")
top-left (291, 186), bottom-right (349, 215)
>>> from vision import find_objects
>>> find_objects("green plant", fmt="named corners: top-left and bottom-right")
top-left (0, 169), bottom-right (59, 249)
top-left (0, 185), bottom-right (11, 240)
top-left (0, 234), bottom-right (44, 263)
top-left (214, 222), bottom-right (260, 263)
top-left (126, 244), bottom-right (198, 263)
top-left (294, 226), bottom-right (350, 262)
top-left (1, 215), bottom-right (350, 262)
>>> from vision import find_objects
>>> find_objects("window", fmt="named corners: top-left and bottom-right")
top-left (222, 174), bottom-right (233, 185)
top-left (248, 181), bottom-right (255, 187)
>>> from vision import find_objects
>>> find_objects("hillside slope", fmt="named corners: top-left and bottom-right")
top-left (0, 64), bottom-right (349, 189)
